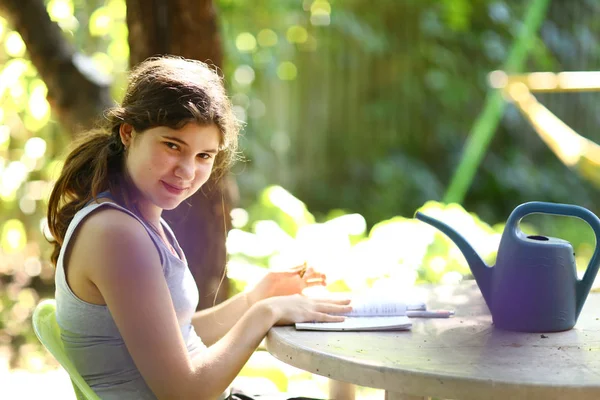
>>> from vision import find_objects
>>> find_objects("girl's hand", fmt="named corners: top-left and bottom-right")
top-left (263, 294), bottom-right (352, 326)
top-left (247, 264), bottom-right (327, 305)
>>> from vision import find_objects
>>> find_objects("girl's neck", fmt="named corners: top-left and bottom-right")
top-left (136, 202), bottom-right (163, 229)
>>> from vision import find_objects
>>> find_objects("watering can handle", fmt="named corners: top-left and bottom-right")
top-left (508, 201), bottom-right (600, 314)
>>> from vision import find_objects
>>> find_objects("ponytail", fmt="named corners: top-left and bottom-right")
top-left (47, 129), bottom-right (126, 265)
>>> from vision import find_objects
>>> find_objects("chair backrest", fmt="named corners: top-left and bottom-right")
top-left (32, 299), bottom-right (101, 400)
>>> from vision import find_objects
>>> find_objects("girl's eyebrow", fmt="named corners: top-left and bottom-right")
top-left (162, 135), bottom-right (219, 154)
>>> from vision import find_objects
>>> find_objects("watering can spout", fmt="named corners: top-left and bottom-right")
top-left (415, 211), bottom-right (494, 308)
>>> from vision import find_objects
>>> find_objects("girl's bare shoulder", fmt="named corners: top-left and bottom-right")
top-left (71, 204), bottom-right (160, 272)
top-left (65, 203), bottom-right (162, 305)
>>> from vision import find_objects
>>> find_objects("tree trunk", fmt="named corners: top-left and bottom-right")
top-left (126, 0), bottom-right (232, 309)
top-left (0, 0), bottom-right (114, 135)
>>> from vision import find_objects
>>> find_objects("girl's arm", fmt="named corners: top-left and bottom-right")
top-left (192, 266), bottom-right (325, 345)
top-left (81, 210), bottom-right (349, 400)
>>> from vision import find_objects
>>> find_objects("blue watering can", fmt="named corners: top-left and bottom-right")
top-left (415, 202), bottom-right (600, 332)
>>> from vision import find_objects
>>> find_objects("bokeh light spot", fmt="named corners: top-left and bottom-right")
top-left (287, 26), bottom-right (308, 44)
top-left (47, 0), bottom-right (74, 21)
top-left (5, 32), bottom-right (26, 57)
top-left (1, 219), bottom-right (27, 254)
top-left (277, 62), bottom-right (298, 81)
top-left (236, 32), bottom-right (257, 53)
top-left (24, 137), bottom-right (47, 159)
top-left (257, 29), bottom-right (278, 47)
top-left (234, 65), bottom-right (255, 86)
top-left (89, 7), bottom-right (113, 37)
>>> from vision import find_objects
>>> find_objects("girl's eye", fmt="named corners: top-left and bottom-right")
top-left (197, 153), bottom-right (211, 160)
top-left (165, 142), bottom-right (179, 150)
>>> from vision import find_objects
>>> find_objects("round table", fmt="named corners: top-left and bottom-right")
top-left (266, 281), bottom-right (600, 400)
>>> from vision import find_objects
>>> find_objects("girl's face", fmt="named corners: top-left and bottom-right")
top-left (120, 122), bottom-right (221, 220)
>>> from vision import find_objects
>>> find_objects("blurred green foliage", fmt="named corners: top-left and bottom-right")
top-left (227, 186), bottom-right (596, 296)
top-left (1, 0), bottom-right (600, 371)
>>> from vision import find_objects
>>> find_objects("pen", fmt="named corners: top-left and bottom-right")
top-left (298, 262), bottom-right (308, 278)
top-left (406, 310), bottom-right (455, 318)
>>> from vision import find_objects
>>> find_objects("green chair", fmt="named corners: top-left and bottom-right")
top-left (32, 299), bottom-right (289, 398)
top-left (32, 299), bottom-right (101, 400)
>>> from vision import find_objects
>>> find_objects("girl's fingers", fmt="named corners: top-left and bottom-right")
top-left (316, 313), bottom-right (346, 323)
top-left (303, 268), bottom-right (326, 284)
top-left (305, 276), bottom-right (326, 287)
top-left (311, 298), bottom-right (352, 305)
top-left (313, 303), bottom-right (352, 316)
top-left (303, 267), bottom-right (324, 277)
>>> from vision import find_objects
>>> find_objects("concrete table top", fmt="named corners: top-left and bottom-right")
top-left (266, 281), bottom-right (600, 400)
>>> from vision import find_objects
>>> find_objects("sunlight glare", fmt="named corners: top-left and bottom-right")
top-left (254, 220), bottom-right (294, 250)
top-left (40, 218), bottom-right (54, 241)
top-left (226, 229), bottom-right (275, 258)
top-left (19, 195), bottom-right (36, 215)
top-left (441, 271), bottom-right (463, 285)
top-left (0, 59), bottom-right (28, 98)
top-left (234, 65), bottom-right (255, 86)
top-left (257, 29), bottom-right (278, 47)
top-left (277, 61), bottom-right (297, 80)
top-left (0, 125), bottom-right (10, 148)
top-left (527, 72), bottom-right (558, 90)
top-left (311, 12), bottom-right (331, 26)
top-left (311, 0), bottom-right (331, 14)
top-left (20, 154), bottom-right (37, 172)
top-left (25, 180), bottom-right (49, 201)
top-left (1, 161), bottom-right (28, 197)
top-left (91, 52), bottom-right (115, 75)
top-left (267, 186), bottom-right (306, 221)
top-left (107, 0), bottom-right (127, 19)
top-left (310, 1), bottom-right (331, 26)
top-left (295, 223), bottom-right (352, 277)
top-left (108, 39), bottom-right (130, 60)
top-left (519, 98), bottom-right (583, 166)
top-left (370, 218), bottom-right (433, 266)
top-left (558, 71), bottom-right (600, 90)
top-left (430, 256), bottom-right (447, 274)
top-left (287, 26), bottom-right (308, 44)
top-left (89, 7), bottom-right (112, 37)
top-left (47, 0), bottom-right (74, 21)
top-left (488, 70), bottom-right (507, 88)
top-left (231, 208), bottom-right (249, 228)
top-left (236, 33), bottom-right (257, 53)
top-left (24, 257), bottom-right (42, 277)
top-left (5, 31), bottom-right (26, 57)
top-left (507, 82), bottom-right (531, 103)
top-left (18, 287), bottom-right (37, 309)
top-left (1, 219), bottom-right (27, 253)
top-left (27, 81), bottom-right (50, 121)
top-left (324, 213), bottom-right (366, 236)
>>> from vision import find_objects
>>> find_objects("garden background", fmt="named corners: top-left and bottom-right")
top-left (1, 0), bottom-right (600, 398)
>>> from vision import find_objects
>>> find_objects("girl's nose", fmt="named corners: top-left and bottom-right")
top-left (175, 157), bottom-right (195, 181)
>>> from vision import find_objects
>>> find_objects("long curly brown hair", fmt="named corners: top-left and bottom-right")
top-left (47, 56), bottom-right (241, 265)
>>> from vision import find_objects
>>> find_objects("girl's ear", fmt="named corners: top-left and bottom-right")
top-left (119, 123), bottom-right (134, 147)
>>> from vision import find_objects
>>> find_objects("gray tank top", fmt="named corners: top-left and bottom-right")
top-left (55, 195), bottom-right (227, 399)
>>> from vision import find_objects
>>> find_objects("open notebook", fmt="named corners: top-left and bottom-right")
top-left (294, 296), bottom-right (426, 332)
top-left (295, 315), bottom-right (412, 331)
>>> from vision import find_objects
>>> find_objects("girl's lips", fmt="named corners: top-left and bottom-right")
top-left (161, 181), bottom-right (186, 194)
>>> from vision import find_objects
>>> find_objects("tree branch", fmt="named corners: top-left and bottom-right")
top-left (0, 0), bottom-right (114, 135)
